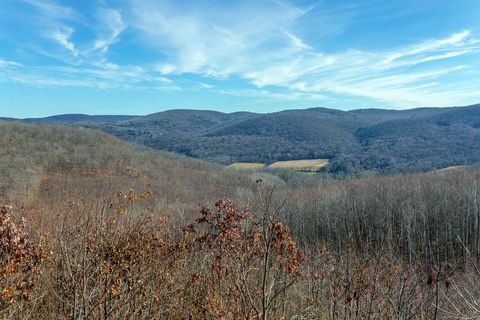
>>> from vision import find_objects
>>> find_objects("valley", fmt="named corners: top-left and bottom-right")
top-left (9, 104), bottom-right (480, 175)
top-left (2, 118), bottom-right (480, 318)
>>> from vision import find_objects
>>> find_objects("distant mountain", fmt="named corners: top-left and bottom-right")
top-left (123, 109), bottom-right (254, 134)
top-left (21, 114), bottom-right (139, 124)
top-left (91, 105), bottom-right (480, 173)
top-left (6, 104), bottom-right (480, 173)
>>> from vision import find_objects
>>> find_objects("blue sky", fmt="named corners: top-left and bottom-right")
top-left (0, 0), bottom-right (479, 117)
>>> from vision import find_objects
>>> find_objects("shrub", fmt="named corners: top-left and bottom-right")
top-left (0, 205), bottom-right (50, 317)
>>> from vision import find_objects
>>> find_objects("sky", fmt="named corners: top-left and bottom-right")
top-left (0, 0), bottom-right (479, 118)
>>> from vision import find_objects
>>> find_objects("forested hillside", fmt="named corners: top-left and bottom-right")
top-left (10, 104), bottom-right (480, 173)
top-left (0, 121), bottom-right (264, 212)
top-left (95, 104), bottom-right (480, 173)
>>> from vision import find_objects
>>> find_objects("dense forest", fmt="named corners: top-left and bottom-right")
top-left (2, 121), bottom-right (480, 319)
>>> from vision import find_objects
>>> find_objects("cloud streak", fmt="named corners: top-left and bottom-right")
top-left (0, 59), bottom-right (22, 68)
top-left (21, 0), bottom-right (80, 21)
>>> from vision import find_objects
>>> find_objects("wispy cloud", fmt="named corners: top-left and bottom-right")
top-left (21, 0), bottom-right (80, 21)
top-left (198, 82), bottom-right (214, 89)
top-left (128, 0), bottom-right (480, 107)
top-left (131, 0), bottom-right (309, 76)
top-left (6, 1), bottom-right (154, 91)
top-left (379, 30), bottom-right (474, 68)
top-left (91, 8), bottom-right (125, 53)
top-left (0, 61), bottom-right (177, 91)
top-left (0, 58), bottom-right (22, 68)
top-left (20, 0), bottom-right (81, 59)
top-left (50, 26), bottom-right (78, 57)
top-left (2, 0), bottom-right (480, 109)
top-left (21, 1), bottom-right (125, 62)
top-left (219, 88), bottom-right (327, 102)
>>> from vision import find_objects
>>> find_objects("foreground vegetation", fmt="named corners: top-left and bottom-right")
top-left (2, 169), bottom-right (480, 319)
top-left (2, 121), bottom-right (480, 319)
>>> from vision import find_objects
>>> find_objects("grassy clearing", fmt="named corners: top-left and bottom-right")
top-left (228, 162), bottom-right (265, 170)
top-left (268, 159), bottom-right (329, 172)
top-left (437, 165), bottom-right (468, 172)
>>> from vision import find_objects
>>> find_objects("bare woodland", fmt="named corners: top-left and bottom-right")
top-left (2, 122), bottom-right (480, 319)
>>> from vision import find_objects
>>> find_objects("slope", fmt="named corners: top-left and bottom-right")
top-left (0, 121), bottom-right (258, 213)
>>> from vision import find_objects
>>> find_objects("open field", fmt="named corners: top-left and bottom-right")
top-left (227, 162), bottom-right (265, 169)
top-left (437, 165), bottom-right (469, 172)
top-left (227, 159), bottom-right (330, 173)
top-left (268, 159), bottom-right (329, 171)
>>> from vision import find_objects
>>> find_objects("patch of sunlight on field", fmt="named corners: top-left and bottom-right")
top-left (268, 159), bottom-right (329, 171)
top-left (436, 165), bottom-right (468, 172)
top-left (228, 162), bottom-right (265, 170)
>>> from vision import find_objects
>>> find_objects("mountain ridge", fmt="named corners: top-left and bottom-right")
top-left (5, 103), bottom-right (480, 173)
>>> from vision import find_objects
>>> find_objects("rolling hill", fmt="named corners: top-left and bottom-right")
top-left (0, 121), bottom-right (261, 212)
top-left (8, 104), bottom-right (480, 173)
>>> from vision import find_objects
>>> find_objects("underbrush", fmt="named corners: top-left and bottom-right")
top-left (2, 181), bottom-right (480, 319)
